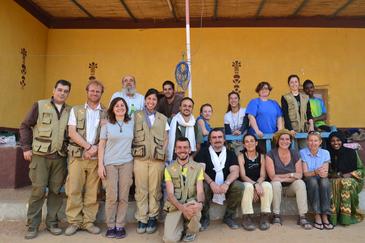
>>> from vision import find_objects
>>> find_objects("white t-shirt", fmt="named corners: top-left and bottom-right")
top-left (148, 113), bottom-right (170, 131)
top-left (224, 107), bottom-right (246, 132)
top-left (110, 90), bottom-right (145, 115)
top-left (68, 103), bottom-right (102, 144)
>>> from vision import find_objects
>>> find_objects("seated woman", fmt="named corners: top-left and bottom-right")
top-left (266, 129), bottom-right (312, 230)
top-left (197, 103), bottom-right (213, 146)
top-left (246, 81), bottom-right (283, 138)
top-left (300, 131), bottom-right (333, 230)
top-left (224, 91), bottom-right (248, 154)
top-left (328, 131), bottom-right (365, 226)
top-left (238, 134), bottom-right (272, 231)
top-left (281, 74), bottom-right (314, 148)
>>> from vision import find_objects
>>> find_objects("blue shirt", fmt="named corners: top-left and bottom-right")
top-left (246, 98), bottom-right (282, 134)
top-left (300, 148), bottom-right (330, 171)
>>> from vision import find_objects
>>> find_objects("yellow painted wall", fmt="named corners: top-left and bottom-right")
top-left (0, 0), bottom-right (48, 128)
top-left (45, 27), bottom-right (365, 128)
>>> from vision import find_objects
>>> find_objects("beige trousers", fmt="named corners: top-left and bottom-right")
top-left (104, 162), bottom-right (133, 228)
top-left (134, 158), bottom-right (165, 223)
top-left (163, 209), bottom-right (201, 243)
top-left (241, 181), bottom-right (273, 214)
top-left (65, 158), bottom-right (100, 228)
top-left (271, 179), bottom-right (308, 216)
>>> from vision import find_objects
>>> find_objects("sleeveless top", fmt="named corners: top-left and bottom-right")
top-left (243, 152), bottom-right (261, 181)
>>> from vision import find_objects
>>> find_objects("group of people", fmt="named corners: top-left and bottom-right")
top-left (19, 74), bottom-right (364, 242)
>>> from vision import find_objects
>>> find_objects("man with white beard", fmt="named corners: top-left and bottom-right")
top-left (110, 75), bottom-right (144, 115)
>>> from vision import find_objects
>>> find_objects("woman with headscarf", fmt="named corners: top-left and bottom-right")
top-left (328, 131), bottom-right (365, 225)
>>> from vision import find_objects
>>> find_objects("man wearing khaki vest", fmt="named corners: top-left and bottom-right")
top-left (64, 80), bottom-right (107, 236)
top-left (20, 80), bottom-right (72, 239)
top-left (163, 137), bottom-right (204, 243)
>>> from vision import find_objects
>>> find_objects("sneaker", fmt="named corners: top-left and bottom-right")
top-left (136, 221), bottom-right (147, 234)
top-left (223, 216), bottom-right (240, 229)
top-left (182, 233), bottom-right (197, 242)
top-left (64, 224), bottom-right (79, 236)
top-left (105, 227), bottom-right (116, 238)
top-left (47, 225), bottom-right (63, 235)
top-left (115, 227), bottom-right (127, 239)
top-left (85, 224), bottom-right (101, 234)
top-left (200, 216), bottom-right (210, 231)
top-left (146, 217), bottom-right (157, 234)
top-left (24, 226), bottom-right (38, 239)
top-left (259, 213), bottom-right (270, 231)
top-left (242, 214), bottom-right (256, 231)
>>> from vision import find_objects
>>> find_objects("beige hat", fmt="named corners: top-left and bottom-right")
top-left (272, 129), bottom-right (293, 146)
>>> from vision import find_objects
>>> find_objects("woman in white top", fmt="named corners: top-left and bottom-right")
top-left (224, 91), bottom-right (248, 154)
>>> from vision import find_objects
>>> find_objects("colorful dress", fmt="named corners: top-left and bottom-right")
top-left (329, 144), bottom-right (365, 225)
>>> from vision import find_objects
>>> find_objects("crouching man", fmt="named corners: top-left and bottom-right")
top-left (163, 137), bottom-right (204, 242)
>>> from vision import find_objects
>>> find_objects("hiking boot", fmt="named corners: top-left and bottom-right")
top-left (85, 224), bottom-right (101, 234)
top-left (200, 216), bottom-right (210, 231)
top-left (259, 213), bottom-right (270, 231)
top-left (272, 214), bottom-right (282, 225)
top-left (242, 214), bottom-right (256, 231)
top-left (24, 226), bottom-right (38, 239)
top-left (115, 227), bottom-right (127, 239)
top-left (64, 224), bottom-right (79, 236)
top-left (47, 225), bottom-right (63, 235)
top-left (182, 233), bottom-right (197, 242)
top-left (136, 221), bottom-right (147, 234)
top-left (146, 217), bottom-right (157, 234)
top-left (223, 216), bottom-right (240, 229)
top-left (105, 227), bottom-right (116, 238)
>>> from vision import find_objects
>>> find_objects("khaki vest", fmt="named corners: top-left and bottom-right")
top-left (132, 110), bottom-right (167, 161)
top-left (32, 99), bottom-right (71, 157)
top-left (68, 104), bottom-right (107, 158)
top-left (163, 160), bottom-right (202, 212)
top-left (283, 92), bottom-right (309, 132)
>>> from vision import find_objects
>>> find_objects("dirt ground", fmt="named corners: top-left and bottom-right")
top-left (0, 216), bottom-right (364, 243)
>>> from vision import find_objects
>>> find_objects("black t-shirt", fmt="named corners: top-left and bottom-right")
top-left (194, 147), bottom-right (238, 181)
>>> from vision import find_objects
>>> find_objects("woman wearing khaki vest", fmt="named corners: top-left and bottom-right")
top-left (281, 74), bottom-right (314, 148)
top-left (133, 88), bottom-right (169, 234)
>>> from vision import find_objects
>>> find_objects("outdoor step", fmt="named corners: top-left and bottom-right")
top-left (1, 188), bottom-right (365, 222)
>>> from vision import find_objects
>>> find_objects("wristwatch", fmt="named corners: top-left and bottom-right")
top-left (290, 173), bottom-right (294, 178)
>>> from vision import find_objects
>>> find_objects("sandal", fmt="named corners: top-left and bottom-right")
top-left (313, 222), bottom-right (323, 230)
top-left (323, 223), bottom-right (334, 230)
top-left (297, 216), bottom-right (313, 230)
top-left (272, 214), bottom-right (282, 225)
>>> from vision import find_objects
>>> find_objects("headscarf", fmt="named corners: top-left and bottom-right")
top-left (328, 131), bottom-right (357, 174)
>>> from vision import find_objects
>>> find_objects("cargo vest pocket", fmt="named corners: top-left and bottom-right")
top-left (132, 145), bottom-right (146, 157)
top-left (76, 117), bottom-right (85, 129)
top-left (41, 113), bottom-right (52, 124)
top-left (68, 145), bottom-right (82, 158)
top-left (38, 126), bottom-right (52, 138)
top-left (33, 139), bottom-right (51, 153)
top-left (133, 132), bottom-right (145, 143)
top-left (153, 147), bottom-right (165, 161)
top-left (174, 188), bottom-right (182, 200)
top-left (153, 136), bottom-right (164, 149)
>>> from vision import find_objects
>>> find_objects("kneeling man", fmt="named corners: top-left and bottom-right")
top-left (163, 137), bottom-right (204, 242)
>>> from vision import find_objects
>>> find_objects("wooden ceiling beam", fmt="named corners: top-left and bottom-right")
top-left (47, 16), bottom-right (365, 29)
top-left (332, 0), bottom-right (354, 17)
top-left (119, 0), bottom-right (137, 22)
top-left (214, 0), bottom-right (218, 20)
top-left (70, 0), bottom-right (94, 18)
top-left (14, 0), bottom-right (52, 27)
top-left (166, 0), bottom-right (178, 21)
top-left (256, 0), bottom-right (267, 18)
top-left (292, 0), bottom-right (309, 16)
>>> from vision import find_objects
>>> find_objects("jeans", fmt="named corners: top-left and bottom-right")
top-left (304, 176), bottom-right (331, 215)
